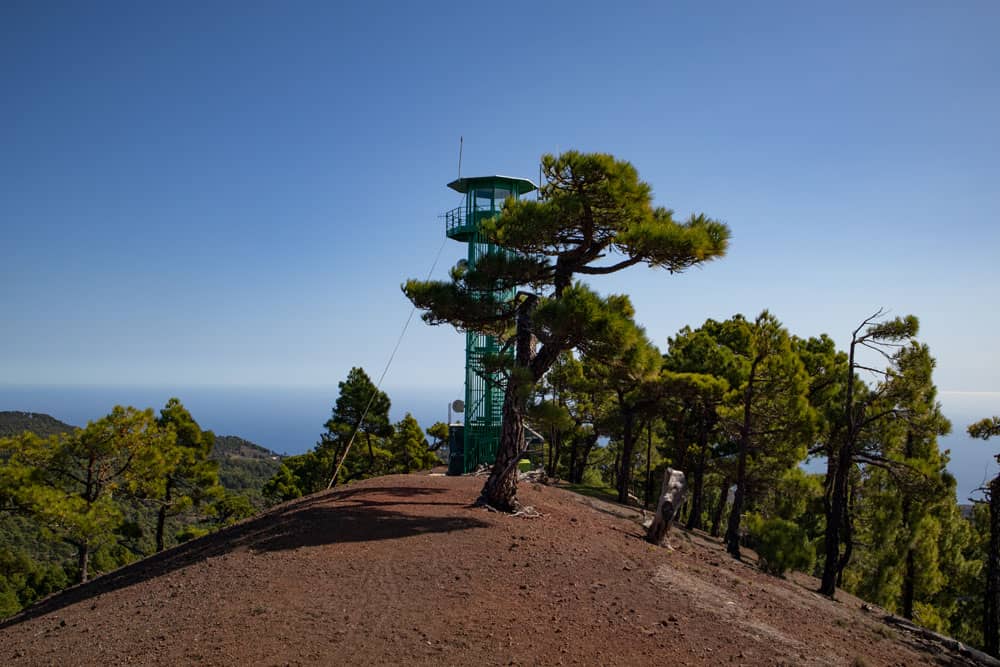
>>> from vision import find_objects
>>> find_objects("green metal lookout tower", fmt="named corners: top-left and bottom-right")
top-left (444, 175), bottom-right (536, 474)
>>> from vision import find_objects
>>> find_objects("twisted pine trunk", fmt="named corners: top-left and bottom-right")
top-left (478, 389), bottom-right (528, 512)
top-left (479, 294), bottom-right (553, 512)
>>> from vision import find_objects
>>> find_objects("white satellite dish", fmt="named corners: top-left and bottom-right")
top-left (451, 399), bottom-right (465, 413)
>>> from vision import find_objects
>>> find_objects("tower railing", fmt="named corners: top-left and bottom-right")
top-left (443, 205), bottom-right (505, 239)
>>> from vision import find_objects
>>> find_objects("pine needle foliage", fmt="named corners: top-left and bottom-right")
top-left (404, 151), bottom-right (730, 511)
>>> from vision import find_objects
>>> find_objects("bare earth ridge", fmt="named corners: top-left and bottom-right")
top-left (0, 473), bottom-right (983, 666)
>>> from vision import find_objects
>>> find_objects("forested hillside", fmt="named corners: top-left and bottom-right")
top-left (1, 389), bottom-right (444, 622)
top-left (0, 405), bottom-right (283, 618)
top-left (211, 435), bottom-right (282, 507)
top-left (0, 412), bottom-right (75, 438)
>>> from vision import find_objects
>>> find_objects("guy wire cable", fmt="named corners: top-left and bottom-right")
top-left (327, 234), bottom-right (450, 488)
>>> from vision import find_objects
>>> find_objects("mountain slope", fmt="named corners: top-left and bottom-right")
top-left (0, 411), bottom-right (280, 500)
top-left (0, 412), bottom-right (75, 438)
top-left (210, 435), bottom-right (281, 499)
top-left (0, 474), bottom-right (985, 666)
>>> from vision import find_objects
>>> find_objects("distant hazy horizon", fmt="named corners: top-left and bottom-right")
top-left (1, 384), bottom-right (997, 504)
top-left (0, 383), bottom-right (457, 457)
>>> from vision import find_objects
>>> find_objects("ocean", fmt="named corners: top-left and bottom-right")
top-left (0, 384), bottom-right (456, 458)
top-left (1, 385), bottom-right (997, 503)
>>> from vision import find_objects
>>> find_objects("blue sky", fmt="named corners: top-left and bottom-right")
top-left (2, 3), bottom-right (998, 405)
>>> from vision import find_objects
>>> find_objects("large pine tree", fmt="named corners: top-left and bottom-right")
top-left (404, 151), bottom-right (729, 511)
top-left (152, 398), bottom-right (222, 552)
top-left (820, 311), bottom-right (922, 597)
top-left (969, 415), bottom-right (1000, 656)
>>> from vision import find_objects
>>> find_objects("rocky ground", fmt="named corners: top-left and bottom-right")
top-left (0, 472), bottom-right (988, 666)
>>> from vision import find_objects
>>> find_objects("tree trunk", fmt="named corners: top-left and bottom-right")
top-left (644, 422), bottom-right (653, 509)
top-left (478, 388), bottom-right (528, 512)
top-left (156, 479), bottom-right (173, 553)
top-left (711, 478), bottom-right (729, 538)
top-left (725, 442), bottom-right (748, 558)
top-left (546, 433), bottom-right (554, 477)
top-left (567, 433), bottom-right (580, 483)
top-left (328, 439), bottom-right (347, 488)
top-left (902, 546), bottom-right (916, 621)
top-left (478, 294), bottom-right (540, 512)
top-left (901, 431), bottom-right (915, 619)
top-left (836, 474), bottom-right (857, 587)
top-left (687, 424), bottom-right (709, 531)
top-left (616, 406), bottom-right (636, 504)
top-left (822, 331), bottom-right (859, 597)
top-left (726, 358), bottom-right (758, 559)
top-left (573, 433), bottom-right (598, 484)
top-left (986, 475), bottom-right (1000, 657)
top-left (547, 430), bottom-right (563, 479)
top-left (822, 445), bottom-right (850, 596)
top-left (77, 544), bottom-right (90, 584)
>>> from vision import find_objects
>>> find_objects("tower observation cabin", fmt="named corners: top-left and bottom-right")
top-left (443, 175), bottom-right (537, 475)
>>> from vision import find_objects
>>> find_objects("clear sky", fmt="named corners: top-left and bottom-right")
top-left (2, 3), bottom-right (998, 403)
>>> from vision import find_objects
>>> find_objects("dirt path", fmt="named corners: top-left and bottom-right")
top-left (0, 473), bottom-right (978, 665)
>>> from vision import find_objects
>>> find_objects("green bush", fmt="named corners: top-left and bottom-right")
top-left (747, 514), bottom-right (815, 577)
top-left (581, 465), bottom-right (605, 487)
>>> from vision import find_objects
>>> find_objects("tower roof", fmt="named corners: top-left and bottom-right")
top-left (447, 175), bottom-right (537, 194)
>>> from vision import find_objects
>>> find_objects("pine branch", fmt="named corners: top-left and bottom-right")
top-left (576, 256), bottom-right (643, 275)
top-left (854, 363), bottom-right (889, 376)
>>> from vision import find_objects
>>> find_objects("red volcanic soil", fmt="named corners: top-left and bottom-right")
top-left (0, 473), bottom-right (984, 666)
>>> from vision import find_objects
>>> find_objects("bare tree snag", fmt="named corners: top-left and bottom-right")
top-left (646, 468), bottom-right (688, 547)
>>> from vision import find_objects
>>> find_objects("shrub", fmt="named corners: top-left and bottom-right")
top-left (746, 514), bottom-right (815, 577)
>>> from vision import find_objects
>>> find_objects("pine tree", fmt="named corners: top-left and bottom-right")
top-left (264, 366), bottom-right (395, 501)
top-left (388, 414), bottom-right (438, 473)
top-left (152, 398), bottom-right (222, 552)
top-left (325, 367), bottom-right (393, 480)
top-left (579, 304), bottom-right (662, 503)
top-left (552, 353), bottom-right (614, 485)
top-left (662, 322), bottom-right (742, 531)
top-left (404, 151), bottom-right (729, 511)
top-left (720, 312), bottom-right (815, 559)
top-left (4, 406), bottom-right (173, 582)
top-left (821, 311), bottom-right (922, 597)
top-left (969, 415), bottom-right (1000, 656)
top-left (656, 372), bottom-right (728, 531)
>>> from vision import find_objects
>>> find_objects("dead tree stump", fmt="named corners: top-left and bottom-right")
top-left (646, 468), bottom-right (687, 546)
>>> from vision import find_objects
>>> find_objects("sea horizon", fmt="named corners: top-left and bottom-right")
top-left (0, 383), bottom-right (458, 459)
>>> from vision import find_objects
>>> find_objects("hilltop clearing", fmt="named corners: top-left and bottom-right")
top-left (0, 473), bottom-right (986, 666)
